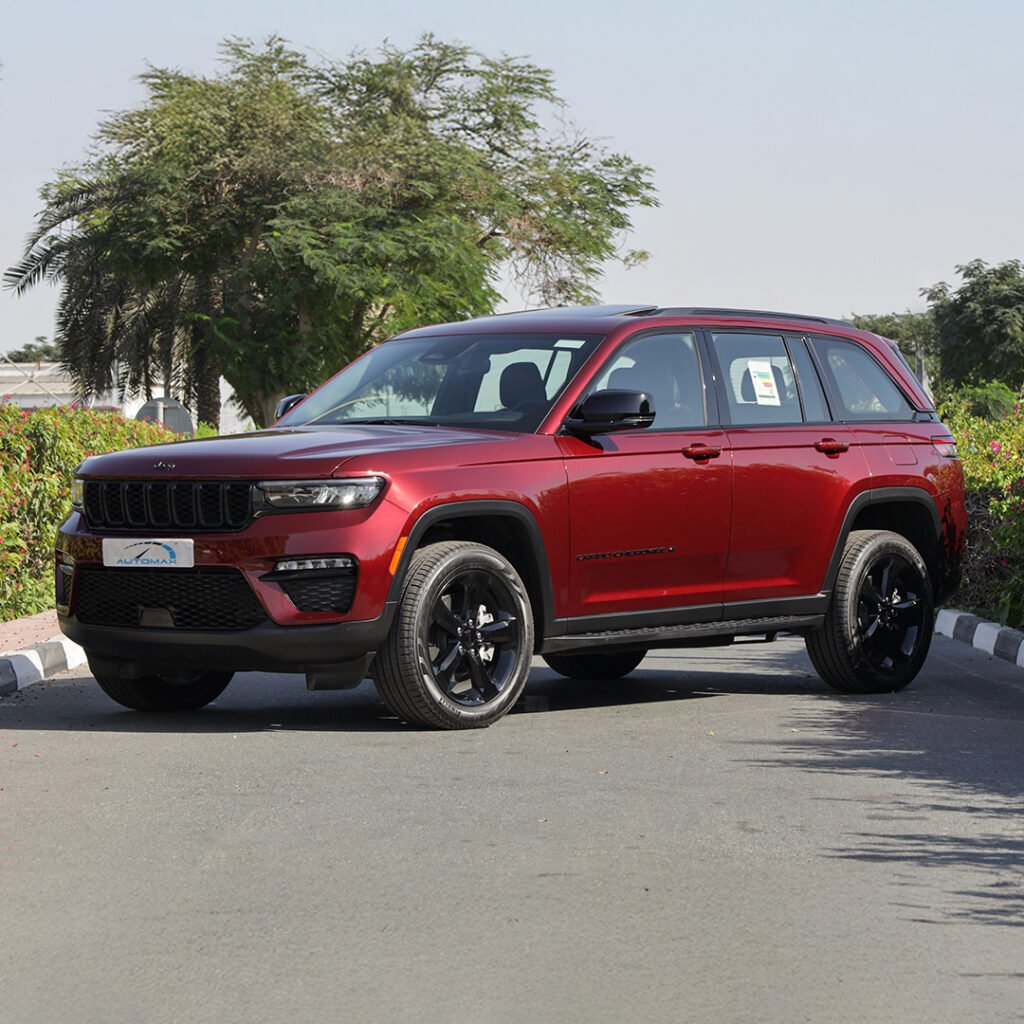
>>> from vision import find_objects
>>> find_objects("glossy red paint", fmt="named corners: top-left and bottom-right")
top-left (56, 305), bottom-right (966, 682)
top-left (723, 424), bottom-right (869, 602)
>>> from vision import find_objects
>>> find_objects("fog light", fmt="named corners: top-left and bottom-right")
top-left (275, 557), bottom-right (354, 572)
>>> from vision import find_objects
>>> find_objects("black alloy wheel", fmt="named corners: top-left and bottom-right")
top-left (374, 541), bottom-right (535, 729)
top-left (855, 551), bottom-right (928, 673)
top-left (806, 529), bottom-right (934, 694)
top-left (427, 569), bottom-right (522, 706)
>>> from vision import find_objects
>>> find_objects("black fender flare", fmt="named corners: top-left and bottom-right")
top-left (384, 500), bottom-right (558, 643)
top-left (821, 486), bottom-right (942, 594)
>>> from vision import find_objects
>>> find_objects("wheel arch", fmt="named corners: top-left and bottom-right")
top-left (387, 500), bottom-right (556, 649)
top-left (823, 487), bottom-right (944, 597)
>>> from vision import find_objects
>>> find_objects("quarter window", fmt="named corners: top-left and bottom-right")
top-left (810, 336), bottom-right (913, 421)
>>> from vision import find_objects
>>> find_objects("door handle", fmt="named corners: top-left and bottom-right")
top-left (814, 438), bottom-right (849, 455)
top-left (682, 443), bottom-right (722, 461)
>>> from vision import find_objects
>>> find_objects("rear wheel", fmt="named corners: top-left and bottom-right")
top-left (807, 530), bottom-right (933, 694)
top-left (374, 541), bottom-right (534, 729)
top-left (543, 649), bottom-right (647, 680)
top-left (93, 671), bottom-right (233, 711)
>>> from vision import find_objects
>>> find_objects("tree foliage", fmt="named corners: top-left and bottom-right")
top-left (850, 310), bottom-right (936, 370)
top-left (5, 36), bottom-right (658, 426)
top-left (4, 336), bottom-right (61, 363)
top-left (922, 259), bottom-right (1024, 390)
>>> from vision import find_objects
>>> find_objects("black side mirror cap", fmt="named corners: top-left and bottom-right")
top-left (565, 389), bottom-right (656, 436)
top-left (275, 394), bottom-right (308, 421)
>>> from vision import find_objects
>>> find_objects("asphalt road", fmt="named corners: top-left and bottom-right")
top-left (2, 635), bottom-right (1023, 1024)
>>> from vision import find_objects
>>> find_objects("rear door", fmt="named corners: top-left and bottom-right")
top-left (708, 330), bottom-right (869, 607)
top-left (559, 330), bottom-right (731, 622)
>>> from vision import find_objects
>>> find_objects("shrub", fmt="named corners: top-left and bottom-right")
top-left (935, 379), bottom-right (1016, 421)
top-left (938, 395), bottom-right (1024, 624)
top-left (1, 406), bottom-right (179, 623)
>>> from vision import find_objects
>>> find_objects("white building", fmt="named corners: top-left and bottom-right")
top-left (0, 360), bottom-right (254, 433)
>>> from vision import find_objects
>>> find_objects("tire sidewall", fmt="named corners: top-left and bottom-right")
top-left (840, 533), bottom-right (934, 683)
top-left (409, 546), bottom-right (534, 725)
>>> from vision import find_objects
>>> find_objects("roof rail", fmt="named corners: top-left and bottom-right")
top-left (654, 307), bottom-right (853, 327)
top-left (487, 304), bottom-right (659, 318)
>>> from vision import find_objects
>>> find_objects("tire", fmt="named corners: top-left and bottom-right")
top-left (806, 529), bottom-right (934, 694)
top-left (543, 649), bottom-right (647, 680)
top-left (373, 541), bottom-right (535, 729)
top-left (93, 671), bottom-right (234, 711)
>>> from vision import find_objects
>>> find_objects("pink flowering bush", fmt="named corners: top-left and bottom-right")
top-left (1, 406), bottom-right (178, 622)
top-left (939, 396), bottom-right (1024, 624)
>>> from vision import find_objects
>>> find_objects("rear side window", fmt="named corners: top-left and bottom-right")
top-left (711, 333), bottom-right (803, 425)
top-left (810, 336), bottom-right (914, 421)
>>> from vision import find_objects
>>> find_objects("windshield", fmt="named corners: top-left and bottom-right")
top-left (279, 332), bottom-right (605, 432)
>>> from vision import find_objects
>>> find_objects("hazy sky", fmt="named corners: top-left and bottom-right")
top-left (3, 0), bottom-right (1023, 353)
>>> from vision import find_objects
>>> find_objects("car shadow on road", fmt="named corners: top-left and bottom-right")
top-left (739, 677), bottom-right (1024, 930)
top-left (1, 642), bottom-right (828, 735)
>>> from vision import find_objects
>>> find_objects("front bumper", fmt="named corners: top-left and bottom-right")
top-left (55, 500), bottom-right (410, 673)
top-left (58, 609), bottom-right (394, 675)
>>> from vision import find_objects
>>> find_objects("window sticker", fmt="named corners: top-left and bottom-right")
top-left (747, 360), bottom-right (781, 406)
top-left (554, 339), bottom-right (586, 349)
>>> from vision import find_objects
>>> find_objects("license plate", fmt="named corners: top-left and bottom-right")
top-left (102, 538), bottom-right (195, 569)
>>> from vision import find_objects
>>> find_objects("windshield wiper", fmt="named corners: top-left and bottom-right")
top-left (328, 417), bottom-right (439, 427)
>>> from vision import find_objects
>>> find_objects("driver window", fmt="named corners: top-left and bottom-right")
top-left (592, 332), bottom-right (705, 429)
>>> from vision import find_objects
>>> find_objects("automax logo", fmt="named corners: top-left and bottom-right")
top-left (115, 542), bottom-right (179, 567)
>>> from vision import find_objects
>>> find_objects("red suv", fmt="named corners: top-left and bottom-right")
top-left (56, 305), bottom-right (966, 728)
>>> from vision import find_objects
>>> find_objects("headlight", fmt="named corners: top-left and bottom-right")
top-left (71, 479), bottom-right (85, 510)
top-left (255, 477), bottom-right (384, 511)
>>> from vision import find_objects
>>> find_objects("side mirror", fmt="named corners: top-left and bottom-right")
top-left (565, 389), bottom-right (656, 436)
top-left (275, 394), bottom-right (307, 421)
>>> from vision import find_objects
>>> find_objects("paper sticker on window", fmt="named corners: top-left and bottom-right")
top-left (747, 360), bottom-right (781, 406)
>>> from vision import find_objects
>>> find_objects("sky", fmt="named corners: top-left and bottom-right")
top-left (2, 0), bottom-right (1024, 353)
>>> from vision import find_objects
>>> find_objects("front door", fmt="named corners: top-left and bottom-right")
top-left (559, 330), bottom-right (732, 623)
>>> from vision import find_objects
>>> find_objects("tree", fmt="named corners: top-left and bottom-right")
top-left (4, 336), bottom-right (61, 363)
top-left (5, 36), bottom-right (658, 427)
top-left (851, 310), bottom-right (937, 382)
top-left (922, 259), bottom-right (1024, 390)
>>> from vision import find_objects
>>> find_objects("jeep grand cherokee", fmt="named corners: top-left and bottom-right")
top-left (56, 305), bottom-right (967, 728)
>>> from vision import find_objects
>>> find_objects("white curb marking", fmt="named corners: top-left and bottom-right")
top-left (973, 622), bottom-right (1001, 656)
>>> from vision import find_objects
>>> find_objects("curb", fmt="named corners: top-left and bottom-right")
top-left (0, 634), bottom-right (87, 697)
top-left (0, 608), bottom-right (1017, 696)
top-left (935, 608), bottom-right (1024, 667)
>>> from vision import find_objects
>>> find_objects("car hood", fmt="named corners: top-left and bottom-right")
top-left (78, 424), bottom-right (518, 479)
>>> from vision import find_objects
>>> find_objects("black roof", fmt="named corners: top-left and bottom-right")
top-left (480, 304), bottom-right (853, 327)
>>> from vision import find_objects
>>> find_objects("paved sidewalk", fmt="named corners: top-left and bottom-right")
top-left (0, 608), bottom-right (86, 696)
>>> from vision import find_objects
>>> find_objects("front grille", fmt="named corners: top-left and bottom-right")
top-left (280, 575), bottom-right (356, 613)
top-left (75, 567), bottom-right (267, 630)
top-left (82, 480), bottom-right (252, 532)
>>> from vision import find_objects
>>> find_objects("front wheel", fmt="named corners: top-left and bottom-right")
top-left (806, 530), bottom-right (934, 694)
top-left (373, 541), bottom-right (535, 729)
top-left (93, 670), bottom-right (234, 711)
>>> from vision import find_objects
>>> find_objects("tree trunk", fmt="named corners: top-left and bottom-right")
top-left (190, 277), bottom-right (221, 431)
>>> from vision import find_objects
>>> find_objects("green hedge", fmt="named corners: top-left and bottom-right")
top-left (1, 399), bottom-right (1019, 628)
top-left (1, 406), bottom-right (178, 623)
top-left (937, 397), bottom-right (1024, 624)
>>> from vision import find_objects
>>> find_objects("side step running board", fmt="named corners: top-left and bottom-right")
top-left (541, 615), bottom-right (824, 654)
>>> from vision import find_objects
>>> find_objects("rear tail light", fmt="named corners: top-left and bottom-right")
top-left (931, 435), bottom-right (959, 458)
